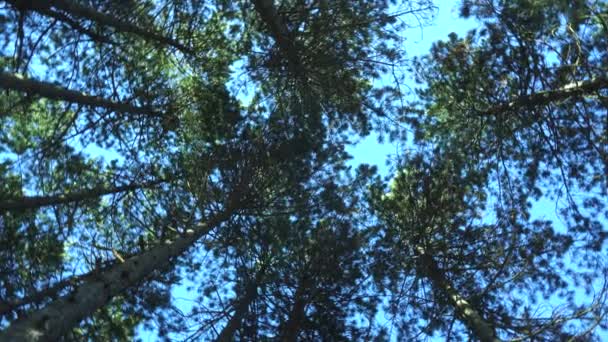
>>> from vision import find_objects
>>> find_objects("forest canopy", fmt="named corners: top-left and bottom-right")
top-left (0, 0), bottom-right (607, 341)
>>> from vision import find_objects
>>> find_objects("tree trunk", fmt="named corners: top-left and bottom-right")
top-left (5, 0), bottom-right (193, 54)
top-left (417, 246), bottom-right (501, 342)
top-left (0, 179), bottom-right (166, 211)
top-left (0, 202), bottom-right (238, 341)
top-left (280, 277), bottom-right (310, 341)
top-left (215, 267), bottom-right (266, 342)
top-left (0, 261), bottom-right (120, 316)
top-left (0, 72), bottom-right (159, 116)
top-left (281, 299), bottom-right (305, 341)
top-left (252, 0), bottom-right (302, 73)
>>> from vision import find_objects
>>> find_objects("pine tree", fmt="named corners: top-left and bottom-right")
top-left (1, 0), bottom-right (606, 341)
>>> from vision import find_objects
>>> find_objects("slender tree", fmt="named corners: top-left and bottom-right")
top-left (411, 0), bottom-right (608, 244)
top-left (215, 262), bottom-right (267, 342)
top-left (370, 150), bottom-right (607, 340)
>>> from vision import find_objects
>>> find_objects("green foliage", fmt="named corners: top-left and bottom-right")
top-left (0, 0), bottom-right (606, 341)
top-left (66, 297), bottom-right (143, 342)
top-left (412, 0), bottom-right (607, 251)
top-left (369, 150), bottom-right (587, 339)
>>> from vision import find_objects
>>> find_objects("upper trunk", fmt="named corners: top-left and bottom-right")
top-left (417, 246), bottom-right (501, 342)
top-left (215, 266), bottom-right (266, 342)
top-left (0, 270), bottom-right (95, 317)
top-left (252, 0), bottom-right (302, 74)
top-left (279, 276), bottom-right (310, 341)
top-left (281, 298), bottom-right (306, 341)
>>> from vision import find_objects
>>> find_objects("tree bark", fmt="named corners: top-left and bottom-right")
top-left (0, 179), bottom-right (166, 211)
top-left (279, 277), bottom-right (310, 341)
top-left (0, 262), bottom-right (117, 316)
top-left (0, 201), bottom-right (238, 341)
top-left (0, 72), bottom-right (159, 116)
top-left (0, 277), bottom-right (76, 317)
top-left (281, 298), bottom-right (305, 341)
top-left (485, 75), bottom-right (608, 115)
top-left (5, 0), bottom-right (193, 54)
top-left (417, 246), bottom-right (501, 342)
top-left (251, 0), bottom-right (302, 72)
top-left (215, 267), bottom-right (266, 342)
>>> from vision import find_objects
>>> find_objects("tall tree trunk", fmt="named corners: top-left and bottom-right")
top-left (252, 0), bottom-right (312, 84)
top-left (215, 266), bottom-right (266, 342)
top-left (416, 246), bottom-right (501, 342)
top-left (251, 0), bottom-right (300, 70)
top-left (0, 179), bottom-right (166, 211)
top-left (0, 260), bottom-right (120, 316)
top-left (281, 298), bottom-right (305, 341)
top-left (5, 0), bottom-right (193, 54)
top-left (0, 72), bottom-right (159, 116)
top-left (0, 201), bottom-right (239, 341)
top-left (280, 277), bottom-right (310, 341)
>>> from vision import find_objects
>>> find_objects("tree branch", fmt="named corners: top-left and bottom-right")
top-left (6, 0), bottom-right (193, 54)
top-left (0, 72), bottom-right (159, 116)
top-left (0, 179), bottom-right (166, 212)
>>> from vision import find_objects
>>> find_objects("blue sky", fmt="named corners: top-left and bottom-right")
top-left (346, 0), bottom-right (477, 177)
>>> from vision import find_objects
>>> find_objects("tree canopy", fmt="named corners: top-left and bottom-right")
top-left (0, 0), bottom-right (606, 341)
